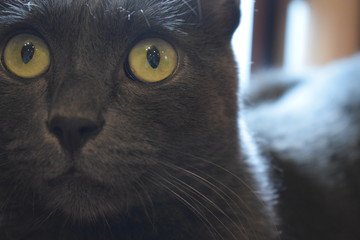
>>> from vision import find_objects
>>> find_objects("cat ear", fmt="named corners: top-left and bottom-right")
top-left (199, 0), bottom-right (240, 38)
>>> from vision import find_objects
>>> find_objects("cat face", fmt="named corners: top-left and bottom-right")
top-left (0, 0), bottom-right (240, 221)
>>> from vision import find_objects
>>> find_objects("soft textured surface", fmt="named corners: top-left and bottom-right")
top-left (246, 54), bottom-right (360, 239)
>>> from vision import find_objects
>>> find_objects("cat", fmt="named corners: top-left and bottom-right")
top-left (0, 0), bottom-right (277, 239)
top-left (245, 54), bottom-right (360, 239)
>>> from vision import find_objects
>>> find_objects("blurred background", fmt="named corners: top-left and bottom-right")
top-left (232, 0), bottom-right (360, 89)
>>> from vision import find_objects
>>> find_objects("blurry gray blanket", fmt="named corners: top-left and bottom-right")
top-left (245, 54), bottom-right (360, 240)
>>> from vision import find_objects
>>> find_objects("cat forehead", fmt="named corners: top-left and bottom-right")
top-left (0, 0), bottom-right (200, 35)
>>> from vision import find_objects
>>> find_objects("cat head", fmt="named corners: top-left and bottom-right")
top-left (0, 0), bottom-right (241, 221)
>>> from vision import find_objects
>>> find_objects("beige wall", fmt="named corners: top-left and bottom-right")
top-left (307, 0), bottom-right (360, 65)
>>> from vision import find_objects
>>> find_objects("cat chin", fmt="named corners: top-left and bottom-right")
top-left (41, 175), bottom-right (135, 221)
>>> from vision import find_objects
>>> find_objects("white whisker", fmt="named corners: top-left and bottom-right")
top-left (147, 173), bottom-right (222, 239)
top-left (139, 9), bottom-right (151, 28)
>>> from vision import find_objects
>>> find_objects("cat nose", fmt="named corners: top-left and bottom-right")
top-left (48, 116), bottom-right (103, 154)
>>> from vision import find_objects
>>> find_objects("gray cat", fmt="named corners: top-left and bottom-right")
top-left (0, 0), bottom-right (276, 239)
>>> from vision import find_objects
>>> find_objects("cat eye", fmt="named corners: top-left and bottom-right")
top-left (127, 38), bottom-right (178, 83)
top-left (2, 34), bottom-right (50, 79)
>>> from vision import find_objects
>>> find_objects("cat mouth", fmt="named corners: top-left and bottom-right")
top-left (47, 167), bottom-right (101, 187)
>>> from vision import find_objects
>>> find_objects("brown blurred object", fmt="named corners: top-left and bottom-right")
top-left (251, 0), bottom-right (287, 71)
top-left (307, 0), bottom-right (360, 65)
top-left (251, 0), bottom-right (360, 72)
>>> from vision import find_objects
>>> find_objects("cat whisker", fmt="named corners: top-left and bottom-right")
top-left (138, 178), bottom-right (156, 230)
top-left (144, 138), bottom-right (261, 199)
top-left (156, 162), bottom-right (258, 239)
top-left (99, 210), bottom-right (114, 240)
top-left (157, 160), bottom-right (255, 233)
top-left (165, 173), bottom-right (250, 240)
top-left (139, 9), bottom-right (151, 28)
top-left (180, 0), bottom-right (198, 17)
top-left (196, 0), bottom-right (202, 20)
top-left (174, 160), bottom-right (276, 239)
top-left (153, 172), bottom-right (241, 240)
top-left (147, 175), bottom-right (222, 240)
top-left (132, 180), bottom-right (156, 230)
top-left (21, 1), bottom-right (38, 12)
top-left (98, 127), bottom-right (270, 238)
top-left (0, 173), bottom-right (27, 212)
top-left (142, 138), bottom-right (272, 239)
top-left (33, 209), bottom-right (57, 229)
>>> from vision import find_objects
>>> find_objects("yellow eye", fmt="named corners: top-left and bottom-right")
top-left (127, 38), bottom-right (177, 83)
top-left (3, 34), bottom-right (50, 78)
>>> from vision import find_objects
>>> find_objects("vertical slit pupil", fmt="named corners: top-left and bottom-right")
top-left (147, 46), bottom-right (161, 69)
top-left (21, 42), bottom-right (35, 64)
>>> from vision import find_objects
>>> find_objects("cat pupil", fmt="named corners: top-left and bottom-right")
top-left (147, 46), bottom-right (161, 69)
top-left (21, 42), bottom-right (35, 64)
